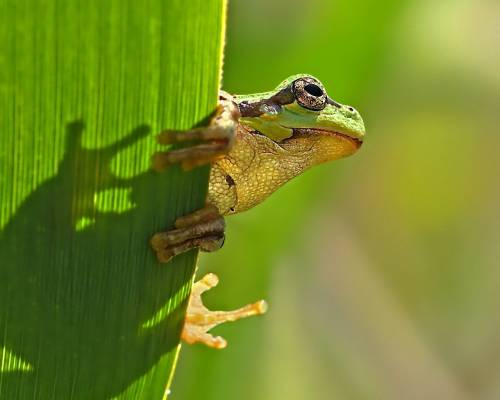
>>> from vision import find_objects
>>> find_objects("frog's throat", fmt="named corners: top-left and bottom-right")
top-left (291, 128), bottom-right (363, 149)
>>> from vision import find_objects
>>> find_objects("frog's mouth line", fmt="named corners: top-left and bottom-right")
top-left (292, 128), bottom-right (363, 148)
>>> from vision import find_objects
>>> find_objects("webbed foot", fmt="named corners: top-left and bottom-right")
top-left (181, 273), bottom-right (268, 349)
top-left (152, 92), bottom-right (239, 171)
top-left (150, 204), bottom-right (224, 263)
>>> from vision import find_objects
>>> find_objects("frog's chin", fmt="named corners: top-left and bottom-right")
top-left (278, 128), bottom-right (362, 162)
top-left (292, 128), bottom-right (362, 149)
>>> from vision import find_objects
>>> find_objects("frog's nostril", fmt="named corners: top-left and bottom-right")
top-left (347, 106), bottom-right (354, 112)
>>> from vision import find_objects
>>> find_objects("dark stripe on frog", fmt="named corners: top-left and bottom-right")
top-left (326, 97), bottom-right (342, 108)
top-left (238, 87), bottom-right (295, 117)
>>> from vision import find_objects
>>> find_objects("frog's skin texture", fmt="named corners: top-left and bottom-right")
top-left (151, 75), bottom-right (365, 348)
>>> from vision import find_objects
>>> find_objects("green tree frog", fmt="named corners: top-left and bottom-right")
top-left (151, 75), bottom-right (365, 348)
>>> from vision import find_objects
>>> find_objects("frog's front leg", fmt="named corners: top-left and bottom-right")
top-left (152, 92), bottom-right (239, 171)
top-left (150, 93), bottom-right (238, 263)
top-left (150, 204), bottom-right (224, 263)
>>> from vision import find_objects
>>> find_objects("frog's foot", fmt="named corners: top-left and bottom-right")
top-left (181, 273), bottom-right (268, 349)
top-left (153, 93), bottom-right (239, 171)
top-left (150, 204), bottom-right (225, 263)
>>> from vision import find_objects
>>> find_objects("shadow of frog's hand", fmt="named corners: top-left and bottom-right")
top-left (61, 120), bottom-right (151, 188)
top-left (56, 120), bottom-right (150, 220)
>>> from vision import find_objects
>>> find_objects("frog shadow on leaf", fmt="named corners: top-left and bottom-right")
top-left (0, 120), bottom-right (193, 399)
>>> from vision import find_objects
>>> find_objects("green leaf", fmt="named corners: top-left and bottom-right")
top-left (0, 0), bottom-right (226, 398)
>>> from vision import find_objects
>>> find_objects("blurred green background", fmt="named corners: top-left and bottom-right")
top-left (173, 0), bottom-right (500, 399)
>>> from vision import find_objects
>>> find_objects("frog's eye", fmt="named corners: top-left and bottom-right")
top-left (292, 78), bottom-right (327, 111)
top-left (304, 84), bottom-right (323, 97)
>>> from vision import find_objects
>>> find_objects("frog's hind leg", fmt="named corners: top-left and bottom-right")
top-left (153, 94), bottom-right (239, 171)
top-left (181, 273), bottom-right (268, 349)
top-left (150, 204), bottom-right (225, 263)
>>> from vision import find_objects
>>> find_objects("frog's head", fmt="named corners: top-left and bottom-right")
top-left (235, 74), bottom-right (365, 163)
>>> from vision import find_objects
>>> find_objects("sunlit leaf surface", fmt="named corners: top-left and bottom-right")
top-left (0, 0), bottom-right (225, 398)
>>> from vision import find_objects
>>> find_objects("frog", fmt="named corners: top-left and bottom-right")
top-left (151, 74), bottom-right (365, 348)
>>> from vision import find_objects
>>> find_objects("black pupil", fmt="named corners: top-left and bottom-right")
top-left (304, 83), bottom-right (323, 97)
